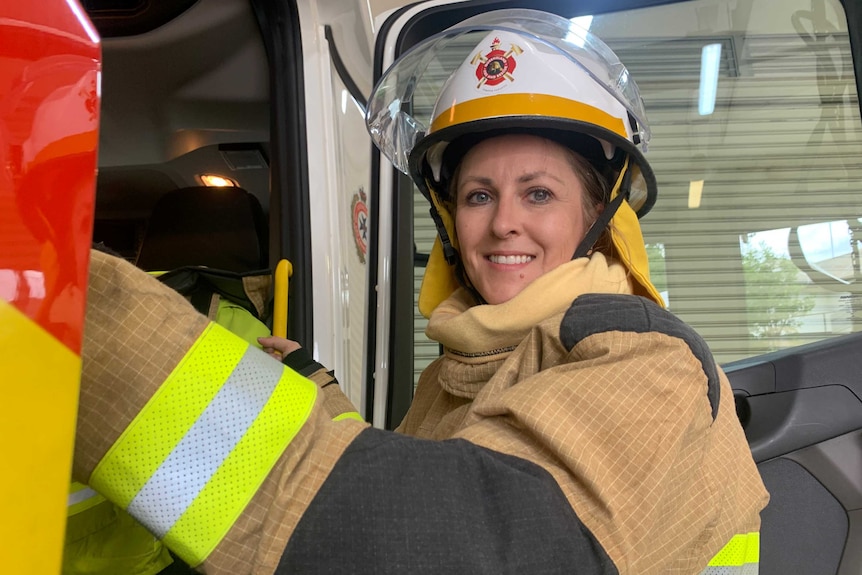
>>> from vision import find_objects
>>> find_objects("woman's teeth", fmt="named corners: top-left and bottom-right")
top-left (488, 255), bottom-right (533, 265)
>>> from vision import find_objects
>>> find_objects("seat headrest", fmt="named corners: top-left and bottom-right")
top-left (136, 186), bottom-right (268, 272)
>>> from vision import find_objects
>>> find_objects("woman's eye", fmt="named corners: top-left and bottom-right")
top-left (466, 191), bottom-right (491, 205)
top-left (529, 189), bottom-right (552, 203)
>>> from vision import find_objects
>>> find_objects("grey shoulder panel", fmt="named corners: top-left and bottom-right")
top-left (281, 429), bottom-right (618, 575)
top-left (560, 294), bottom-right (720, 420)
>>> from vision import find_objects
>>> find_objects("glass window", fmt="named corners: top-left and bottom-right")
top-left (411, 0), bottom-right (862, 379)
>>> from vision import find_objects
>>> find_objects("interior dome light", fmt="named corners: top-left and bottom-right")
top-left (199, 174), bottom-right (238, 187)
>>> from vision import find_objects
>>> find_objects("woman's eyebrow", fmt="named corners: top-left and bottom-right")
top-left (458, 175), bottom-right (495, 187)
top-left (460, 171), bottom-right (565, 186)
top-left (517, 171), bottom-right (565, 184)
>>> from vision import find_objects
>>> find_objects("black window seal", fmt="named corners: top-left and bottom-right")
top-left (250, 0), bottom-right (314, 347)
top-left (325, 25), bottom-right (368, 111)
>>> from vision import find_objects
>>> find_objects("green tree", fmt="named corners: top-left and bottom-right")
top-left (742, 243), bottom-right (815, 339)
top-left (645, 243), bottom-right (667, 295)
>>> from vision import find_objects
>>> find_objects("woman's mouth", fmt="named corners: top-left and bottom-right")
top-left (487, 254), bottom-right (534, 265)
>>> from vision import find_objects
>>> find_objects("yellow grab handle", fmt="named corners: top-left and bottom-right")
top-left (273, 259), bottom-right (293, 338)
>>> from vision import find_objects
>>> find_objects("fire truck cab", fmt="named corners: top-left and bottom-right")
top-left (3, 0), bottom-right (862, 573)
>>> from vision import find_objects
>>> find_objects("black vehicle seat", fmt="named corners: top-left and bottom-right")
top-left (135, 186), bottom-right (268, 273)
top-left (135, 185), bottom-right (273, 334)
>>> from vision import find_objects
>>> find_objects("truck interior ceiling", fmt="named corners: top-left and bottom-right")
top-left (82, 2), bottom-right (274, 273)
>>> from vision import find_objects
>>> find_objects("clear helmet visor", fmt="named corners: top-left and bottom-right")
top-left (365, 8), bottom-right (651, 175)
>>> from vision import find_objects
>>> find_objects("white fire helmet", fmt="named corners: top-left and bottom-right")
top-left (366, 9), bottom-right (663, 316)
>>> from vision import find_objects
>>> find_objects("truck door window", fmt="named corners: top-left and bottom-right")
top-left (401, 0), bottom-right (861, 401)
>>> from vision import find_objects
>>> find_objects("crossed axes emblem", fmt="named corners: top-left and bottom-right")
top-left (472, 40), bottom-right (524, 88)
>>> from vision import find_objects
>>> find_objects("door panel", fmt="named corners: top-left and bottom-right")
top-left (746, 387), bottom-right (862, 461)
top-left (727, 332), bottom-right (862, 574)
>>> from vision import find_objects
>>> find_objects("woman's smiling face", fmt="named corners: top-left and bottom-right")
top-left (453, 133), bottom-right (594, 305)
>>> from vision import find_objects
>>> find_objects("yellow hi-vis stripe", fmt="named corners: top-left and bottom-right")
top-left (90, 322), bottom-right (317, 567)
top-left (333, 412), bottom-right (364, 422)
top-left (68, 482), bottom-right (106, 516)
top-left (700, 532), bottom-right (760, 575)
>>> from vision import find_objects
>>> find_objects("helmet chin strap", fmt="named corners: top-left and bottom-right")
top-left (429, 204), bottom-right (459, 265)
top-left (427, 183), bottom-right (488, 305)
top-left (572, 159), bottom-right (632, 260)
top-left (430, 212), bottom-right (485, 305)
top-left (427, 160), bottom-right (633, 306)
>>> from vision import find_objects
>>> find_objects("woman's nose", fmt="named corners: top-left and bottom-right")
top-left (490, 197), bottom-right (522, 238)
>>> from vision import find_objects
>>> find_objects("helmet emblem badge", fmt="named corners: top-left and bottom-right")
top-left (471, 37), bottom-right (523, 88)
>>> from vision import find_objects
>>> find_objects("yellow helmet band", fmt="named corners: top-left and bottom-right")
top-left (431, 93), bottom-right (628, 139)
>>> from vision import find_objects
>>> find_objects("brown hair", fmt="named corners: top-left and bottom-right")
top-left (559, 146), bottom-right (614, 256)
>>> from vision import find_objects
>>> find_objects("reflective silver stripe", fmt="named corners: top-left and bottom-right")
top-left (700, 564), bottom-right (759, 575)
top-left (67, 486), bottom-right (100, 507)
top-left (127, 347), bottom-right (283, 537)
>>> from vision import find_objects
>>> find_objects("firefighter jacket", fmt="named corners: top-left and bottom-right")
top-left (76, 250), bottom-right (767, 575)
top-left (399, 253), bottom-right (770, 574)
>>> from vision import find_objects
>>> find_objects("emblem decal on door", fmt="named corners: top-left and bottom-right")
top-left (351, 187), bottom-right (368, 263)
